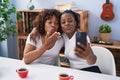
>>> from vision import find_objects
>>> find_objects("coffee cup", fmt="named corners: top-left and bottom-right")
top-left (16, 68), bottom-right (28, 78)
top-left (59, 73), bottom-right (74, 80)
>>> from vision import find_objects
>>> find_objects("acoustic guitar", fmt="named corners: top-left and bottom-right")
top-left (100, 0), bottom-right (114, 21)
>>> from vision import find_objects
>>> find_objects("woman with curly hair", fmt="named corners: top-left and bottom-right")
top-left (23, 9), bottom-right (64, 65)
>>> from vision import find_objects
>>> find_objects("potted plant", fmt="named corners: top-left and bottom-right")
top-left (0, 0), bottom-right (17, 41)
top-left (99, 24), bottom-right (112, 42)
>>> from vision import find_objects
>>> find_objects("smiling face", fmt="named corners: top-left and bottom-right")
top-left (45, 16), bottom-right (59, 33)
top-left (60, 13), bottom-right (77, 38)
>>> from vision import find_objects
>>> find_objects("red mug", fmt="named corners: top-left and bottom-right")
top-left (59, 73), bottom-right (74, 80)
top-left (16, 68), bottom-right (28, 78)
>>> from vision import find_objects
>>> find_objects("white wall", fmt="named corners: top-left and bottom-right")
top-left (0, 41), bottom-right (8, 57)
top-left (13, 0), bottom-right (120, 40)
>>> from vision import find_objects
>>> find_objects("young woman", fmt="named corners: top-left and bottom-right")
top-left (61, 10), bottom-right (101, 73)
top-left (23, 9), bottom-right (64, 65)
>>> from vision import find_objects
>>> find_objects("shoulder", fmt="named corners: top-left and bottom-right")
top-left (26, 34), bottom-right (40, 46)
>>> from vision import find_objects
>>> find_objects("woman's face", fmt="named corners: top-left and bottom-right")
top-left (45, 16), bottom-right (59, 33)
top-left (60, 13), bottom-right (76, 38)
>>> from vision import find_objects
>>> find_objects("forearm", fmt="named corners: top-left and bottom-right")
top-left (86, 43), bottom-right (96, 65)
top-left (86, 54), bottom-right (96, 65)
top-left (23, 45), bottom-right (47, 64)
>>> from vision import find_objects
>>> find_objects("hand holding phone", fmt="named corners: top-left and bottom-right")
top-left (76, 32), bottom-right (87, 47)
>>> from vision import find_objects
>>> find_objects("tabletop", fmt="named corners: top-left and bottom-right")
top-left (0, 57), bottom-right (120, 80)
top-left (91, 39), bottom-right (120, 49)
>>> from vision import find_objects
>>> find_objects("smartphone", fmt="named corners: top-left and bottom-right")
top-left (76, 32), bottom-right (87, 47)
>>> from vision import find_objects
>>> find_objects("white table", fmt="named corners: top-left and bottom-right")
top-left (0, 57), bottom-right (120, 80)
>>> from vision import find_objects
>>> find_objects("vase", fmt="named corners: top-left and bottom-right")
top-left (99, 33), bottom-right (110, 42)
top-left (27, 2), bottom-right (35, 10)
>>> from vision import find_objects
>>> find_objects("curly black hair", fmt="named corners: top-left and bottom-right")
top-left (33, 9), bottom-right (61, 35)
top-left (60, 10), bottom-right (80, 29)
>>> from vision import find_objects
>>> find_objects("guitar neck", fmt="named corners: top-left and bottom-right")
top-left (106, 0), bottom-right (110, 4)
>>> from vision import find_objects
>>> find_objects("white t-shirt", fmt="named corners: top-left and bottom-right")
top-left (62, 32), bottom-right (93, 69)
top-left (26, 34), bottom-right (64, 65)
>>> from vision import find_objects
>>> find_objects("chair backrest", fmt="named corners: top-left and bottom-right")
top-left (91, 46), bottom-right (116, 76)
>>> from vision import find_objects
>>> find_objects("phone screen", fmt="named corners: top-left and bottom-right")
top-left (76, 32), bottom-right (87, 47)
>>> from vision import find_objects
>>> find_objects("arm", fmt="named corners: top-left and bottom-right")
top-left (23, 43), bottom-right (48, 64)
top-left (74, 35), bottom-right (96, 65)
top-left (23, 33), bottom-right (47, 64)
top-left (23, 31), bottom-right (61, 64)
top-left (84, 44), bottom-right (96, 65)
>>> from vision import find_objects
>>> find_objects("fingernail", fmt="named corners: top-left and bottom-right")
top-left (47, 32), bottom-right (49, 34)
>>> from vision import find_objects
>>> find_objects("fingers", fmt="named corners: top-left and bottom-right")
top-left (45, 31), bottom-right (61, 45)
top-left (51, 32), bottom-right (61, 39)
top-left (74, 42), bottom-right (89, 58)
top-left (43, 31), bottom-right (61, 50)
top-left (74, 45), bottom-right (85, 58)
top-left (74, 46), bottom-right (83, 53)
top-left (47, 32), bottom-right (60, 44)
top-left (76, 42), bottom-right (85, 51)
top-left (46, 29), bottom-right (56, 37)
top-left (74, 49), bottom-right (86, 59)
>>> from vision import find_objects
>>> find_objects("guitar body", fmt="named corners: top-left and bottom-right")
top-left (101, 2), bottom-right (114, 21)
